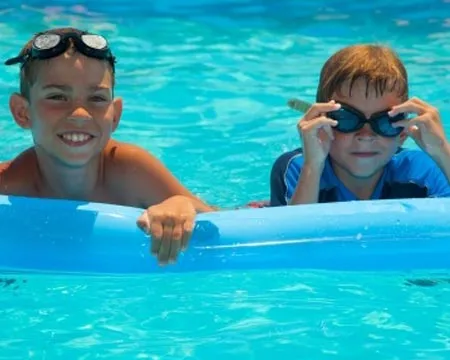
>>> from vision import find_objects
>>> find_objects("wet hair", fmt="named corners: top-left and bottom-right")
top-left (14, 27), bottom-right (115, 99)
top-left (316, 44), bottom-right (408, 102)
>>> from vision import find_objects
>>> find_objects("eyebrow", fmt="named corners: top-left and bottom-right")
top-left (41, 84), bottom-right (111, 91)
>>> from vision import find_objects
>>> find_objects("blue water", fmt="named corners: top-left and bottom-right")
top-left (3, 271), bottom-right (450, 359)
top-left (1, 0), bottom-right (450, 358)
top-left (1, 0), bottom-right (449, 207)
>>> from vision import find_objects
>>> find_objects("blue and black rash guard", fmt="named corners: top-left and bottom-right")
top-left (270, 148), bottom-right (450, 206)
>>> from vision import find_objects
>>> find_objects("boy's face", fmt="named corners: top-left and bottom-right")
top-left (10, 50), bottom-right (122, 168)
top-left (329, 78), bottom-right (407, 181)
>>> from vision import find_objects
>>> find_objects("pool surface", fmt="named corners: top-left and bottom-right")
top-left (3, 271), bottom-right (450, 359)
top-left (0, 0), bottom-right (450, 358)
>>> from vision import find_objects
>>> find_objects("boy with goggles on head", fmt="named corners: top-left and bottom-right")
top-left (1, 27), bottom-right (214, 265)
top-left (270, 44), bottom-right (450, 206)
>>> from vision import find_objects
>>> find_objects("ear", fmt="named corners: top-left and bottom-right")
top-left (9, 93), bottom-right (31, 129)
top-left (111, 97), bottom-right (123, 132)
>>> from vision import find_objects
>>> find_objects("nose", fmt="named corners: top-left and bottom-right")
top-left (68, 105), bottom-right (93, 123)
top-left (355, 123), bottom-right (376, 141)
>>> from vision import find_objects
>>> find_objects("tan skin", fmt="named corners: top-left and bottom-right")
top-left (0, 50), bottom-right (214, 265)
top-left (290, 78), bottom-right (450, 204)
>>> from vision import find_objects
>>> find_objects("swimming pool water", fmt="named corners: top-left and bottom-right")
top-left (1, 0), bottom-right (449, 208)
top-left (0, 0), bottom-right (450, 358)
top-left (3, 270), bottom-right (450, 359)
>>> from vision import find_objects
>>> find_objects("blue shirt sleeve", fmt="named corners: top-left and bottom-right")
top-left (425, 163), bottom-right (450, 197)
top-left (389, 150), bottom-right (450, 198)
top-left (270, 148), bottom-right (303, 206)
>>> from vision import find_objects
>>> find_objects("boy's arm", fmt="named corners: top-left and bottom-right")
top-left (270, 148), bottom-right (321, 206)
top-left (432, 143), bottom-right (450, 187)
top-left (426, 144), bottom-right (450, 198)
top-left (112, 143), bottom-right (214, 212)
top-left (110, 142), bottom-right (217, 266)
top-left (288, 163), bottom-right (322, 205)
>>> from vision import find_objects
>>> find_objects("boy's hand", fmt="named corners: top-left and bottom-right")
top-left (137, 195), bottom-right (196, 265)
top-left (298, 100), bottom-right (340, 169)
top-left (390, 97), bottom-right (448, 158)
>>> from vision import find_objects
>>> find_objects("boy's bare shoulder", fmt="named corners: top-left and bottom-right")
top-left (103, 139), bottom-right (162, 171)
top-left (103, 140), bottom-right (189, 207)
top-left (0, 161), bottom-right (11, 172)
top-left (0, 148), bottom-right (39, 195)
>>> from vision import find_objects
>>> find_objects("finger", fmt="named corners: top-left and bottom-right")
top-left (407, 124), bottom-right (421, 139)
top-left (319, 125), bottom-right (334, 140)
top-left (181, 217), bottom-right (195, 251)
top-left (303, 101), bottom-right (341, 121)
top-left (388, 100), bottom-right (424, 117)
top-left (150, 221), bottom-right (163, 255)
top-left (158, 218), bottom-right (175, 264)
top-left (143, 211), bottom-right (163, 255)
top-left (392, 114), bottom-right (429, 129)
top-left (167, 219), bottom-right (183, 263)
top-left (409, 96), bottom-right (429, 108)
top-left (168, 231), bottom-right (181, 263)
top-left (171, 219), bottom-right (183, 242)
top-left (136, 213), bottom-right (150, 234)
top-left (158, 227), bottom-right (172, 265)
top-left (158, 238), bottom-right (171, 265)
top-left (161, 215), bottom-right (175, 243)
top-left (300, 116), bottom-right (338, 134)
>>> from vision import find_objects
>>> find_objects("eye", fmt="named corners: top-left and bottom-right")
top-left (46, 94), bottom-right (67, 101)
top-left (90, 95), bottom-right (108, 102)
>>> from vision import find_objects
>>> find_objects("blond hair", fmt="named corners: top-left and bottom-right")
top-left (316, 44), bottom-right (408, 102)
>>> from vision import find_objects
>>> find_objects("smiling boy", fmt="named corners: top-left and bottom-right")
top-left (271, 44), bottom-right (450, 206)
top-left (0, 27), bottom-right (214, 265)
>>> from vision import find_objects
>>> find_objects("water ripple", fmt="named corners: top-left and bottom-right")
top-left (1, 270), bottom-right (450, 358)
top-left (0, 1), bottom-right (448, 206)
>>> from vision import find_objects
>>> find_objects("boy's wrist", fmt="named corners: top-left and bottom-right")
top-left (431, 141), bottom-right (450, 164)
top-left (302, 161), bottom-right (325, 177)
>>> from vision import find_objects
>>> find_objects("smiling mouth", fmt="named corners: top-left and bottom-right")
top-left (57, 132), bottom-right (96, 147)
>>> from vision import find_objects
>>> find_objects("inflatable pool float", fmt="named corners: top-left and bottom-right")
top-left (0, 195), bottom-right (449, 274)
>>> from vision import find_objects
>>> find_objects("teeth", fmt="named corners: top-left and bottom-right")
top-left (61, 133), bottom-right (91, 143)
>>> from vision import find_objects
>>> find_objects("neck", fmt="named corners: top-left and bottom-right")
top-left (34, 149), bottom-right (103, 201)
top-left (332, 162), bottom-right (383, 200)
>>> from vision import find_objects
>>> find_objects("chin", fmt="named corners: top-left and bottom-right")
top-left (53, 154), bottom-right (94, 169)
top-left (347, 166), bottom-right (383, 179)
top-left (346, 156), bottom-right (391, 179)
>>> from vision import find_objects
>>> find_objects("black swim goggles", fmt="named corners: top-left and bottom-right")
top-left (4, 31), bottom-right (115, 70)
top-left (327, 103), bottom-right (406, 137)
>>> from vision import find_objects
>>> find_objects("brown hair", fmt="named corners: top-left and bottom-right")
top-left (316, 44), bottom-right (408, 103)
top-left (15, 27), bottom-right (115, 99)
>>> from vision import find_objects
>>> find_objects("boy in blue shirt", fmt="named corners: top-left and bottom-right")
top-left (271, 44), bottom-right (450, 206)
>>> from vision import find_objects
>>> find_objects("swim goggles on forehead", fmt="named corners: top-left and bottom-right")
top-left (4, 32), bottom-right (115, 69)
top-left (326, 103), bottom-right (406, 137)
